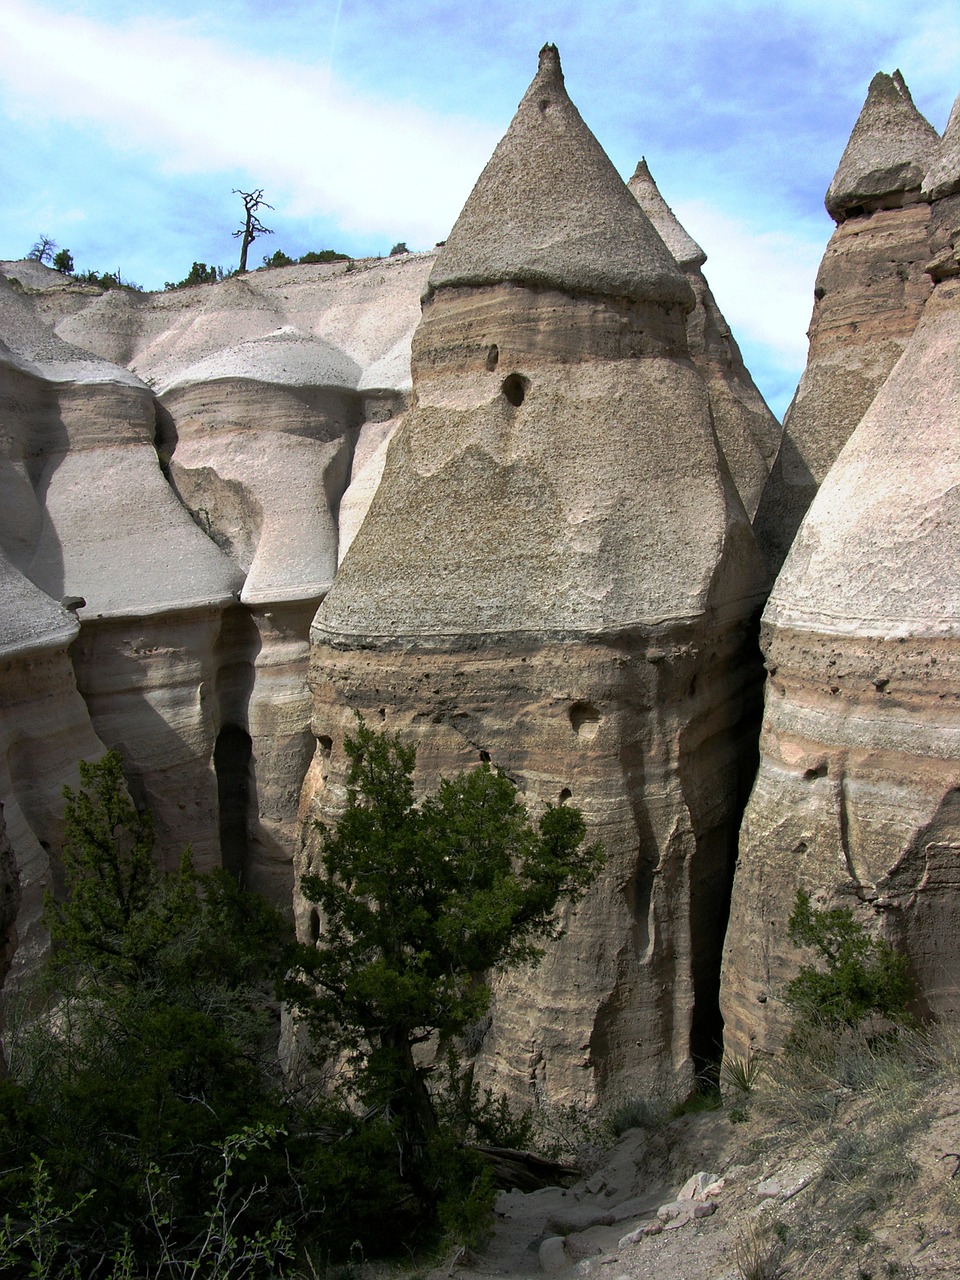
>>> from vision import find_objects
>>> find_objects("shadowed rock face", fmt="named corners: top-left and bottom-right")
top-left (0, 252), bottom-right (430, 927)
top-left (754, 71), bottom-right (938, 578)
top-left (302, 45), bottom-right (767, 1107)
top-left (721, 274), bottom-right (960, 1055)
top-left (0, 550), bottom-right (106, 980)
top-left (627, 159), bottom-right (781, 521)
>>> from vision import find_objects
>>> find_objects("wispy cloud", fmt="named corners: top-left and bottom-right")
top-left (0, 0), bottom-right (498, 245)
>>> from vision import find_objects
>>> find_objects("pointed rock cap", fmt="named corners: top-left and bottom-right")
top-left (923, 90), bottom-right (960, 201)
top-left (427, 45), bottom-right (692, 310)
top-left (825, 71), bottom-right (939, 222)
top-left (627, 158), bottom-right (706, 270)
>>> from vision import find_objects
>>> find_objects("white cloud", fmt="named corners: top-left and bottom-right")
top-left (0, 0), bottom-right (499, 245)
top-left (676, 200), bottom-right (822, 368)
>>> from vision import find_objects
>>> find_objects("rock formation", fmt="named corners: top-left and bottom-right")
top-left (754, 71), bottom-right (939, 576)
top-left (301, 45), bottom-right (768, 1107)
top-left (627, 160), bottom-right (780, 519)
top-left (0, 253), bottom-right (431, 915)
top-left (721, 103), bottom-right (960, 1054)
top-left (0, 546), bottom-right (105, 978)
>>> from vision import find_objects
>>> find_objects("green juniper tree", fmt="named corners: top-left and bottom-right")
top-left (1, 751), bottom-right (296, 1274)
top-left (286, 719), bottom-right (603, 1223)
top-left (785, 889), bottom-right (915, 1037)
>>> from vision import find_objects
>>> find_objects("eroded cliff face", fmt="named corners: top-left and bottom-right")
top-left (0, 251), bottom-right (430, 929)
top-left (300, 46), bottom-right (768, 1108)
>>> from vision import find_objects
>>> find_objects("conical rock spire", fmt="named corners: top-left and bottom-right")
top-left (825, 70), bottom-right (939, 222)
top-left (627, 158), bottom-right (706, 269)
top-left (923, 89), bottom-right (960, 201)
top-left (427, 45), bottom-right (692, 309)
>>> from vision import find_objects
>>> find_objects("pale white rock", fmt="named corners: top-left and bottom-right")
top-left (539, 1236), bottom-right (569, 1273)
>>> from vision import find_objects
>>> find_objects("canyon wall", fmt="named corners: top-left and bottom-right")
top-left (721, 80), bottom-right (960, 1055)
top-left (1, 53), bottom-right (958, 1102)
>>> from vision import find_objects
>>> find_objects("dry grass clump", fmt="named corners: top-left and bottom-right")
top-left (735, 1219), bottom-right (785, 1280)
top-left (743, 1023), bottom-right (960, 1277)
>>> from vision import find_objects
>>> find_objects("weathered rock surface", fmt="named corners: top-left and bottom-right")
top-left (722, 273), bottom-right (960, 1054)
top-left (628, 159), bottom-right (781, 519)
top-left (302, 45), bottom-right (767, 1106)
top-left (0, 253), bottom-right (429, 911)
top-left (924, 91), bottom-right (960, 202)
top-left (825, 71), bottom-right (939, 222)
top-left (0, 550), bottom-right (106, 979)
top-left (754, 71), bottom-right (938, 577)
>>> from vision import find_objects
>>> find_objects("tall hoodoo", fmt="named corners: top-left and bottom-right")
top-left (825, 71), bottom-right (939, 221)
top-left (722, 268), bottom-right (960, 1053)
top-left (755, 70), bottom-right (939, 576)
top-left (302, 46), bottom-right (767, 1106)
top-left (628, 158), bottom-right (781, 520)
top-left (722, 70), bottom-right (960, 1055)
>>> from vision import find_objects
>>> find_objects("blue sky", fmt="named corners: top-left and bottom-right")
top-left (1, 0), bottom-right (957, 418)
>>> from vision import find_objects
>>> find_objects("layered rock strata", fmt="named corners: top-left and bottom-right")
top-left (754, 71), bottom-right (939, 576)
top-left (627, 160), bottom-right (780, 519)
top-left (0, 550), bottom-right (105, 978)
top-left (721, 260), bottom-right (960, 1054)
top-left (0, 272), bottom-right (243, 890)
top-left (301, 46), bottom-right (768, 1107)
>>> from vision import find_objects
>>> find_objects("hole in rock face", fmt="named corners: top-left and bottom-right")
top-left (486, 344), bottom-right (499, 370)
top-left (569, 702), bottom-right (600, 739)
top-left (317, 734), bottom-right (333, 757)
top-left (501, 373), bottom-right (527, 407)
top-left (309, 908), bottom-right (321, 944)
top-left (559, 787), bottom-right (572, 804)
top-left (804, 763), bottom-right (828, 781)
top-left (479, 750), bottom-right (491, 763)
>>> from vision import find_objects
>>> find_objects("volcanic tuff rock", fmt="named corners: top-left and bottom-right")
top-left (721, 270), bottom-right (960, 1054)
top-left (302, 45), bottom-right (768, 1107)
top-left (924, 91), bottom-right (960, 202)
top-left (825, 71), bottom-right (939, 222)
top-left (0, 251), bottom-right (432, 916)
top-left (754, 71), bottom-right (938, 577)
top-left (628, 159), bottom-right (780, 520)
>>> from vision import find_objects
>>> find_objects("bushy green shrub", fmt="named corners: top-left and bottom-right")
top-left (52, 248), bottom-right (73, 274)
top-left (784, 890), bottom-right (914, 1039)
top-left (299, 249), bottom-right (350, 264)
top-left (261, 249), bottom-right (294, 268)
top-left (164, 261), bottom-right (220, 289)
top-left (0, 752), bottom-right (299, 1274)
top-left (286, 718), bottom-right (602, 1235)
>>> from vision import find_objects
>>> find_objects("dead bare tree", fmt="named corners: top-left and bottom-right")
top-left (27, 235), bottom-right (57, 264)
top-left (232, 189), bottom-right (274, 273)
